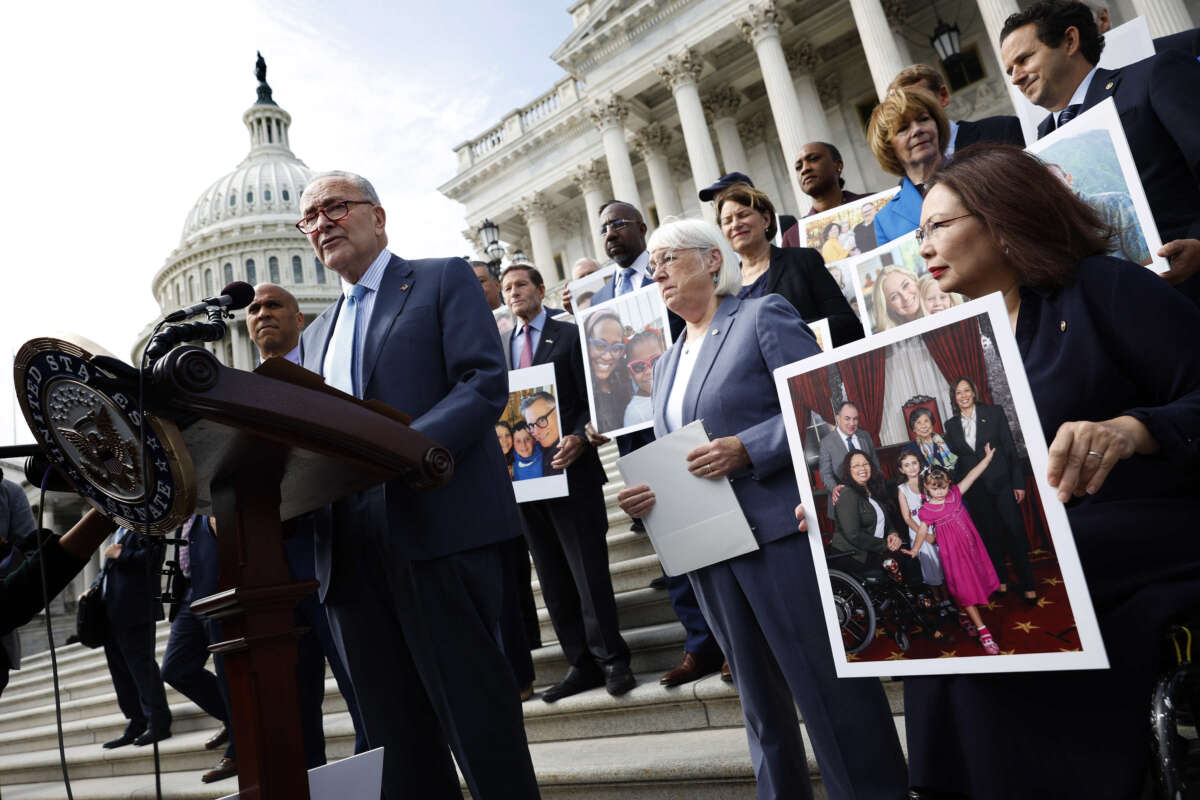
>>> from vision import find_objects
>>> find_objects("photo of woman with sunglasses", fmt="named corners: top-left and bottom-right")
top-left (622, 328), bottom-right (665, 427)
top-left (584, 310), bottom-right (633, 432)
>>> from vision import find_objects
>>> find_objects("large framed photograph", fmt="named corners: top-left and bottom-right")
top-left (843, 232), bottom-right (967, 337)
top-left (576, 284), bottom-right (674, 438)
top-left (774, 295), bottom-right (1106, 677)
top-left (797, 187), bottom-right (898, 255)
top-left (498, 363), bottom-right (570, 503)
top-left (567, 264), bottom-right (618, 313)
top-left (1026, 98), bottom-right (1166, 273)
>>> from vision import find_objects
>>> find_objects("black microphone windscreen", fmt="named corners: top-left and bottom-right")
top-left (222, 281), bottom-right (256, 310)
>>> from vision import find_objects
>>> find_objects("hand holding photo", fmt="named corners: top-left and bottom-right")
top-left (774, 295), bottom-right (1106, 677)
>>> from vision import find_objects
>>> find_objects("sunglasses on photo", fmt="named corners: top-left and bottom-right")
top-left (627, 352), bottom-right (662, 376)
top-left (588, 339), bottom-right (627, 359)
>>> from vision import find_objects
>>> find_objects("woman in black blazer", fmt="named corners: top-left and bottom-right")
top-left (713, 183), bottom-right (864, 347)
top-left (942, 376), bottom-right (1035, 602)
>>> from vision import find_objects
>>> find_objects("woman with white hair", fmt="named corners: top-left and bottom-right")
top-left (617, 217), bottom-right (907, 800)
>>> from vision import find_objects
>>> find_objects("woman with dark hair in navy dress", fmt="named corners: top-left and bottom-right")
top-left (908, 145), bottom-right (1200, 799)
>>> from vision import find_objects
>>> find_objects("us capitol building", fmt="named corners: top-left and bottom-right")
top-left (444, 0), bottom-right (1195, 286)
top-left (131, 55), bottom-right (340, 367)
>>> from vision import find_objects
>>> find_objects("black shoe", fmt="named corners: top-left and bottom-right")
top-left (630, 519), bottom-right (646, 533)
top-left (604, 662), bottom-right (636, 696)
top-left (542, 666), bottom-right (604, 703)
top-left (649, 575), bottom-right (667, 590)
top-left (204, 725), bottom-right (230, 751)
top-left (133, 728), bottom-right (172, 747)
top-left (103, 723), bottom-right (146, 749)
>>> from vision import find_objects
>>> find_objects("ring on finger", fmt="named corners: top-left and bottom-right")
top-left (1086, 450), bottom-right (1102, 459)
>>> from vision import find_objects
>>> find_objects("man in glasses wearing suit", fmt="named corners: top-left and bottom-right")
top-left (500, 263), bottom-right (633, 703)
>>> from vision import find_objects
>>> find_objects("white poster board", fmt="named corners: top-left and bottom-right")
top-left (500, 363), bottom-right (571, 503)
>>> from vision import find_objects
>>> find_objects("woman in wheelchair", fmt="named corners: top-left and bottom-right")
top-left (830, 450), bottom-right (906, 571)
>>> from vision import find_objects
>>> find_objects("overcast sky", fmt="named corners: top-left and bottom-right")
top-left (2, 0), bottom-right (575, 445)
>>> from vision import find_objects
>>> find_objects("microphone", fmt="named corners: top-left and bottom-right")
top-left (145, 306), bottom-right (231, 362)
top-left (164, 281), bottom-right (255, 323)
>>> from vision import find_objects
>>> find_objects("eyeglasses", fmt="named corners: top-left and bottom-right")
top-left (914, 213), bottom-right (974, 245)
top-left (648, 247), bottom-right (702, 275)
top-left (598, 218), bottom-right (635, 236)
top-left (627, 352), bottom-right (662, 376)
top-left (296, 200), bottom-right (374, 234)
top-left (528, 408), bottom-right (555, 429)
top-left (588, 339), bottom-right (627, 359)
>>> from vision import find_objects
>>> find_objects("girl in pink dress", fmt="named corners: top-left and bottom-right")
top-left (904, 444), bottom-right (1002, 654)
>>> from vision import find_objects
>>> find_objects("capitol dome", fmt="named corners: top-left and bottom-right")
top-left (135, 55), bottom-right (340, 370)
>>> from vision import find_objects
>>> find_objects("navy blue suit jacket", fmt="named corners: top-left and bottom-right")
top-left (301, 254), bottom-right (522, 593)
top-left (1035, 52), bottom-right (1200, 244)
top-left (98, 530), bottom-right (165, 627)
top-left (1154, 28), bottom-right (1200, 59)
top-left (650, 294), bottom-right (820, 544)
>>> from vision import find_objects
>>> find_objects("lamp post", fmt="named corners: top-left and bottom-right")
top-left (511, 248), bottom-right (528, 265)
top-left (930, 17), bottom-right (962, 66)
top-left (478, 218), bottom-right (505, 278)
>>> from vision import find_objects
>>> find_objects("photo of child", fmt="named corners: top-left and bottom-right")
top-left (775, 295), bottom-right (1107, 676)
top-left (622, 328), bottom-right (666, 427)
top-left (500, 363), bottom-right (570, 503)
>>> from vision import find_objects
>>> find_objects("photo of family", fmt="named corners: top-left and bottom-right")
top-left (576, 284), bottom-right (674, 438)
top-left (566, 264), bottom-right (617, 313)
top-left (775, 296), bottom-right (1105, 677)
top-left (845, 232), bottom-right (967, 336)
top-left (797, 187), bottom-right (898, 255)
top-left (1027, 98), bottom-right (1165, 272)
top-left (498, 363), bottom-right (570, 503)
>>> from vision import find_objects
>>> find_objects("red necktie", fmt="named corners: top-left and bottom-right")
top-left (519, 324), bottom-right (534, 368)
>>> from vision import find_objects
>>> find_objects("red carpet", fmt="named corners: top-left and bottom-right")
top-left (847, 550), bottom-right (1081, 662)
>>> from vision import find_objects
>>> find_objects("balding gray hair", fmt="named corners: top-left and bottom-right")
top-left (303, 170), bottom-right (381, 205)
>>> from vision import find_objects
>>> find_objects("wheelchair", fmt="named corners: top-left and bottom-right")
top-left (1152, 620), bottom-right (1200, 799)
top-left (826, 549), bottom-right (955, 655)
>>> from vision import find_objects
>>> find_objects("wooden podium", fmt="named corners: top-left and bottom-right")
top-left (143, 345), bottom-right (452, 799)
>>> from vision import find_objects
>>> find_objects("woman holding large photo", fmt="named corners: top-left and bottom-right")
top-left (907, 145), bottom-right (1200, 799)
top-left (617, 218), bottom-right (906, 800)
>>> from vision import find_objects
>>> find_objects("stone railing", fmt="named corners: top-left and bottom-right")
top-left (454, 77), bottom-right (588, 172)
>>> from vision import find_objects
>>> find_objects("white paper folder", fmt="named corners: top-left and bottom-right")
top-left (616, 420), bottom-right (759, 576)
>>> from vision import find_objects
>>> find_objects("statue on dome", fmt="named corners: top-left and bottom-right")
top-left (255, 51), bottom-right (275, 105)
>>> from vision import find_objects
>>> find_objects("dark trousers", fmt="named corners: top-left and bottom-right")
top-left (520, 484), bottom-right (630, 671)
top-left (296, 589), bottom-right (369, 761)
top-left (323, 524), bottom-right (539, 800)
top-left (963, 485), bottom-right (1033, 591)
top-left (161, 594), bottom-right (232, 757)
top-left (498, 534), bottom-right (536, 688)
top-left (103, 620), bottom-right (171, 733)
top-left (690, 534), bottom-right (907, 800)
top-left (664, 571), bottom-right (721, 658)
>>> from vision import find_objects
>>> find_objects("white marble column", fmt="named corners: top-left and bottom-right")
top-left (817, 74), bottom-right (869, 194)
top-left (972, 0), bottom-right (1032, 127)
top-left (703, 88), bottom-right (749, 174)
top-left (588, 96), bottom-right (644, 213)
top-left (631, 124), bottom-right (683, 221)
top-left (572, 161), bottom-right (610, 259)
top-left (738, 114), bottom-right (787, 213)
top-left (881, 0), bottom-right (915, 67)
top-left (517, 193), bottom-right (556, 275)
top-left (845, 0), bottom-right (910, 100)
top-left (786, 41), bottom-right (833, 145)
top-left (738, 3), bottom-right (815, 211)
top-left (1131, 0), bottom-right (1193, 36)
top-left (657, 49), bottom-right (722, 220)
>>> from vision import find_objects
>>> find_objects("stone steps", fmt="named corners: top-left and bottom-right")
top-left (0, 441), bottom-right (906, 797)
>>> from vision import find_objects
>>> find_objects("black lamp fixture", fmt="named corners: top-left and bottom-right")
top-left (511, 248), bottom-right (528, 265)
top-left (478, 218), bottom-right (505, 277)
top-left (930, 16), bottom-right (962, 65)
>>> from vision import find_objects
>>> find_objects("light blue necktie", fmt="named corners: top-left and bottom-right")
top-left (616, 268), bottom-right (635, 296)
top-left (327, 283), bottom-right (368, 397)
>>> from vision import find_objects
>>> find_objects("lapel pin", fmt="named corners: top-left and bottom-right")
top-left (1060, 320), bottom-right (1067, 332)
top-left (400, 283), bottom-right (409, 291)
top-left (711, 329), bottom-right (719, 336)
top-left (545, 339), bottom-right (554, 344)
top-left (1105, 81), bottom-right (1114, 90)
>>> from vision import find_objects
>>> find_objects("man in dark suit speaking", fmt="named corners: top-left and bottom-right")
top-left (1000, 0), bottom-right (1200, 299)
top-left (500, 264), bottom-right (633, 702)
top-left (297, 171), bottom-right (538, 799)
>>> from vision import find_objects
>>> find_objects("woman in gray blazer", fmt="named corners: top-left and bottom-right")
top-left (617, 218), bottom-right (907, 800)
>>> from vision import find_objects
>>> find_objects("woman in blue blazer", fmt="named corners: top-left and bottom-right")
top-left (618, 218), bottom-right (907, 800)
top-left (867, 87), bottom-right (952, 246)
